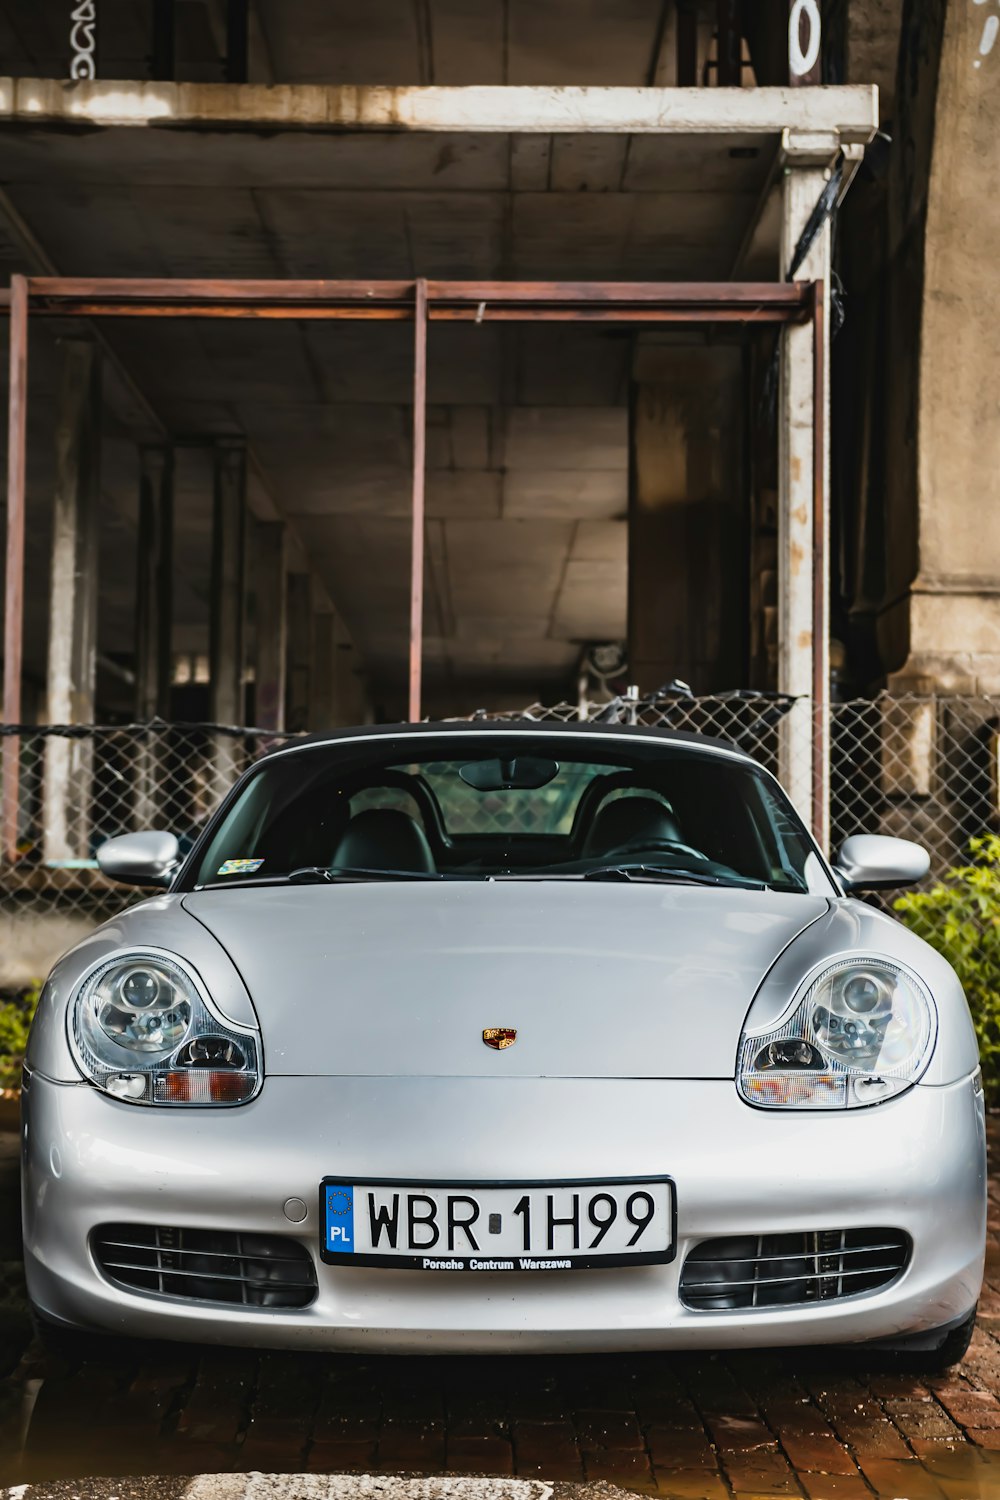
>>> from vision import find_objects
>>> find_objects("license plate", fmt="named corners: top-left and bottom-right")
top-left (319, 1176), bottom-right (674, 1270)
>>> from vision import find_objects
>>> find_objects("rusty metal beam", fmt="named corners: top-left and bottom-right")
top-left (21, 304), bottom-right (805, 327)
top-left (1, 269), bottom-right (820, 780)
top-left (4, 277), bottom-right (813, 324)
top-left (409, 278), bottom-right (428, 724)
top-left (2, 274), bottom-right (28, 862)
top-left (12, 302), bottom-right (806, 326)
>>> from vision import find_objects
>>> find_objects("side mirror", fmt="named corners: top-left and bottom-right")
top-left (97, 830), bottom-right (180, 888)
top-left (834, 834), bottom-right (930, 892)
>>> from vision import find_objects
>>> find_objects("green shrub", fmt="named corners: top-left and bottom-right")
top-left (0, 983), bottom-right (40, 1091)
top-left (894, 835), bottom-right (1000, 1103)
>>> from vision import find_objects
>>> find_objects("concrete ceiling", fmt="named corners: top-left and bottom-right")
top-left (3, 1), bottom-right (699, 88)
top-left (0, 112), bottom-right (785, 708)
top-left (0, 65), bottom-right (877, 713)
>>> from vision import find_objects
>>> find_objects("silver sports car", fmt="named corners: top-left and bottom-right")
top-left (22, 721), bottom-right (986, 1368)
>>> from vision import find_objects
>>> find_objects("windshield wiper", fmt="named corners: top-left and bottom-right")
top-left (579, 864), bottom-right (768, 890)
top-left (199, 864), bottom-right (441, 890)
top-left (289, 865), bottom-right (441, 883)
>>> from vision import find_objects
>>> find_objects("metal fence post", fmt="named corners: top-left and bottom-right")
top-left (409, 278), bottom-right (428, 724)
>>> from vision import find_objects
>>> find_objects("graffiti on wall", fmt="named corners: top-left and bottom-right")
top-left (973, 0), bottom-right (998, 68)
top-left (69, 0), bottom-right (96, 80)
top-left (788, 0), bottom-right (822, 80)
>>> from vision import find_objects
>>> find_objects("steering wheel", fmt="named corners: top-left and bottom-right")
top-left (610, 837), bottom-right (710, 862)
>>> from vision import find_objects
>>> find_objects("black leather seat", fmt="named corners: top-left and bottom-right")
top-left (331, 808), bottom-right (436, 873)
top-left (583, 796), bottom-right (684, 858)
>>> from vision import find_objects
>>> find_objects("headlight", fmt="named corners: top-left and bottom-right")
top-left (737, 957), bottom-right (936, 1109)
top-left (70, 950), bottom-right (260, 1106)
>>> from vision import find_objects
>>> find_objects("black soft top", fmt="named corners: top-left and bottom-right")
top-left (257, 717), bottom-right (756, 767)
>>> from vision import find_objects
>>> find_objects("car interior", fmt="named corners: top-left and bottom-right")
top-left (191, 741), bottom-right (818, 892)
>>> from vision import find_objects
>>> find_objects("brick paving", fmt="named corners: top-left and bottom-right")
top-left (2, 1127), bottom-right (1000, 1497)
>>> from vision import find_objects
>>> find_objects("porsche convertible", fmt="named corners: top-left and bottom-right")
top-left (22, 720), bottom-right (986, 1367)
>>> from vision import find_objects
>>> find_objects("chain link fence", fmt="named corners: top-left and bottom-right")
top-left (0, 722), bottom-right (301, 983)
top-left (515, 691), bottom-right (1000, 880)
top-left (1, 694), bottom-right (998, 982)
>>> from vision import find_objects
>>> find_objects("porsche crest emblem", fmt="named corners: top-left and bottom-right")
top-left (483, 1027), bottom-right (517, 1051)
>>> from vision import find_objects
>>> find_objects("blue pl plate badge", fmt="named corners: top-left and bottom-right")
top-left (217, 858), bottom-right (264, 876)
top-left (325, 1184), bottom-right (355, 1253)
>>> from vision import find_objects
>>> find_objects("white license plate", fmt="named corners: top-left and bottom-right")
top-left (320, 1177), bottom-right (674, 1270)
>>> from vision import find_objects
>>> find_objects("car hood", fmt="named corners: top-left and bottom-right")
top-left (182, 882), bottom-right (829, 1079)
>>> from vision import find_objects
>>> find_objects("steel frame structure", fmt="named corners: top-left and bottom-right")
top-left (1, 274), bottom-right (825, 855)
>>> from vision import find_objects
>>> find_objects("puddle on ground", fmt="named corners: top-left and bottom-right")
top-left (7, 1341), bottom-right (1000, 1498)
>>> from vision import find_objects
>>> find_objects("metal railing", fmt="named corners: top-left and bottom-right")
top-left (1, 694), bottom-right (997, 983)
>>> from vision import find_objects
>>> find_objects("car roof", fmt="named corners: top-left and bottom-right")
top-left (257, 717), bottom-right (758, 768)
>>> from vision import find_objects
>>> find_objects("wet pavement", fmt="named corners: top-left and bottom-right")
top-left (4, 1125), bottom-right (1000, 1498)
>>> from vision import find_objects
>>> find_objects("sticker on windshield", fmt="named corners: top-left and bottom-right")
top-left (217, 858), bottom-right (264, 876)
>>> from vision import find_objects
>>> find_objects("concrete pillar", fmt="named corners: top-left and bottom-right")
top-left (209, 440), bottom-right (247, 724)
top-left (135, 445), bottom-right (174, 719)
top-left (777, 130), bottom-right (832, 836)
top-left (286, 572), bottom-right (313, 732)
top-left (133, 445), bottom-right (174, 829)
top-left (334, 617), bottom-right (369, 726)
top-left (252, 520), bottom-right (287, 731)
top-left (628, 339), bottom-right (745, 694)
top-left (43, 339), bottom-right (101, 863)
top-left (885, 0), bottom-right (1000, 696)
top-left (311, 606), bottom-right (338, 732)
top-left (209, 440), bottom-right (247, 792)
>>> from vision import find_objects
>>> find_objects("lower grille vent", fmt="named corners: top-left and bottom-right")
top-left (679, 1228), bottom-right (910, 1310)
top-left (93, 1223), bottom-right (317, 1308)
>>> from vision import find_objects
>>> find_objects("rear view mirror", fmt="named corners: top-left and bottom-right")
top-left (834, 834), bottom-right (930, 892)
top-left (97, 830), bottom-right (180, 888)
top-left (459, 757), bottom-right (559, 792)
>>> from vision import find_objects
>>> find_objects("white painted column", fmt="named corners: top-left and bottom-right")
top-left (43, 339), bottom-right (101, 863)
top-left (778, 129), bottom-right (833, 841)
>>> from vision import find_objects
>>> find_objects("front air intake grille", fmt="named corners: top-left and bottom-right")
top-left (679, 1228), bottom-right (910, 1311)
top-left (93, 1224), bottom-right (317, 1308)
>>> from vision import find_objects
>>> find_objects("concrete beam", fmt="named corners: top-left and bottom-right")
top-left (286, 572), bottom-right (313, 732)
top-left (252, 519), bottom-right (287, 731)
top-left (133, 445), bottom-right (174, 828)
top-left (135, 445), bottom-right (174, 721)
top-left (0, 80), bottom-right (879, 142)
top-left (311, 606), bottom-right (337, 733)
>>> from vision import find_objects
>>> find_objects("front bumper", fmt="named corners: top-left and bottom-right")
top-left (22, 1071), bottom-right (986, 1353)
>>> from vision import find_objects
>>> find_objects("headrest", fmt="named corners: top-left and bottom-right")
top-left (332, 808), bottom-right (435, 874)
top-left (584, 796), bottom-right (682, 856)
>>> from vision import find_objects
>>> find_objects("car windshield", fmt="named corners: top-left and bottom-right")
top-left (184, 733), bottom-right (832, 895)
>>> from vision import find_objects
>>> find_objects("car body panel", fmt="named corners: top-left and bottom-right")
top-left (26, 895), bottom-right (258, 1083)
top-left (742, 897), bottom-right (979, 1085)
top-left (23, 1069), bottom-right (985, 1352)
top-left (182, 883), bottom-right (829, 1079)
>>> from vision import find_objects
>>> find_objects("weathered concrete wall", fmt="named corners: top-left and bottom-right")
top-left (893, 0), bottom-right (1000, 693)
top-left (828, 0), bottom-right (940, 687)
top-left (628, 341), bottom-right (745, 694)
top-left (841, 0), bottom-right (1000, 694)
